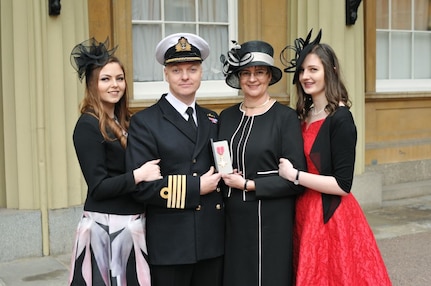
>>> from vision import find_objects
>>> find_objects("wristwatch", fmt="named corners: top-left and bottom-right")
top-left (294, 170), bottom-right (300, 185)
top-left (244, 179), bottom-right (249, 191)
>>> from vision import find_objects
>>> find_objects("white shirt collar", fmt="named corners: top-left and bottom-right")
top-left (165, 92), bottom-right (196, 120)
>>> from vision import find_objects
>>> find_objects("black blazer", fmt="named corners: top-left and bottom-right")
top-left (125, 94), bottom-right (224, 265)
top-left (73, 113), bottom-right (144, 215)
top-left (309, 106), bottom-right (357, 223)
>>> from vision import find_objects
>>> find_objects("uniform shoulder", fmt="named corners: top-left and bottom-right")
top-left (198, 105), bottom-right (218, 117)
top-left (131, 102), bottom-right (159, 118)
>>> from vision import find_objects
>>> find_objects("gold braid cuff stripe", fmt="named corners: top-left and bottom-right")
top-left (160, 175), bottom-right (186, 209)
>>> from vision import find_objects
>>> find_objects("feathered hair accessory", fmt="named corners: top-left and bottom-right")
top-left (70, 37), bottom-right (117, 82)
top-left (220, 40), bottom-right (253, 77)
top-left (280, 29), bottom-right (322, 84)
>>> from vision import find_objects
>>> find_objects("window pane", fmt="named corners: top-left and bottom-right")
top-left (165, 0), bottom-right (195, 21)
top-left (199, 0), bottom-right (228, 22)
top-left (133, 25), bottom-right (163, 81)
top-left (377, 0), bottom-right (389, 29)
top-left (376, 31), bottom-right (389, 79)
top-left (376, 0), bottom-right (431, 90)
top-left (414, 0), bottom-right (431, 30)
top-left (132, 0), bottom-right (236, 98)
top-left (199, 25), bottom-right (229, 80)
top-left (165, 24), bottom-right (196, 35)
top-left (132, 0), bottom-right (160, 20)
top-left (414, 32), bottom-right (431, 78)
top-left (392, 0), bottom-right (412, 30)
top-left (391, 32), bottom-right (411, 79)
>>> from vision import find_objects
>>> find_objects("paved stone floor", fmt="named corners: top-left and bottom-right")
top-left (376, 232), bottom-right (431, 286)
top-left (365, 195), bottom-right (431, 286)
top-left (1, 195), bottom-right (431, 285)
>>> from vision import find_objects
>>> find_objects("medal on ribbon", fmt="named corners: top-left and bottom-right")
top-left (216, 146), bottom-right (227, 167)
top-left (211, 139), bottom-right (233, 174)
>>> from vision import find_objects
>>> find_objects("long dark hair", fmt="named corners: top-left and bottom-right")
top-left (295, 44), bottom-right (351, 121)
top-left (80, 56), bottom-right (131, 148)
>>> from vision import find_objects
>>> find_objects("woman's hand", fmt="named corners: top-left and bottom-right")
top-left (222, 169), bottom-right (248, 190)
top-left (133, 159), bottom-right (162, 184)
top-left (278, 158), bottom-right (296, 182)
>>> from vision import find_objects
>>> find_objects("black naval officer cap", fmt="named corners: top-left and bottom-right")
top-left (155, 33), bottom-right (210, 66)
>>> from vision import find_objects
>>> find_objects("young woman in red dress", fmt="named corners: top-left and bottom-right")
top-left (279, 30), bottom-right (392, 285)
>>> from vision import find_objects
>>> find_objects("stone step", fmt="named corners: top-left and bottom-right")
top-left (383, 179), bottom-right (431, 201)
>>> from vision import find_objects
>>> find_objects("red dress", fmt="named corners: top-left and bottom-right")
top-left (294, 119), bottom-right (392, 285)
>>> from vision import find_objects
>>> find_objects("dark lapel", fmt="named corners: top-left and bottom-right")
top-left (158, 95), bottom-right (197, 143)
top-left (194, 104), bottom-right (213, 157)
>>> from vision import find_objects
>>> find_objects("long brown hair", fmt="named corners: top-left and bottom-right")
top-left (295, 44), bottom-right (351, 121)
top-left (80, 56), bottom-right (130, 148)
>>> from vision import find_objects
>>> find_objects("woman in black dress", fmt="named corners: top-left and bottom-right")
top-left (68, 38), bottom-right (161, 285)
top-left (218, 40), bottom-right (306, 286)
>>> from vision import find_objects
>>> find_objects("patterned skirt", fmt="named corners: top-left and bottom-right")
top-left (68, 211), bottom-right (151, 286)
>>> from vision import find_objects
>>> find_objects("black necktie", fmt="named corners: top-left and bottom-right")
top-left (186, 107), bottom-right (197, 134)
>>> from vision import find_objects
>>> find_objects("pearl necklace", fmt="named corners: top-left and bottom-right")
top-left (243, 98), bottom-right (271, 109)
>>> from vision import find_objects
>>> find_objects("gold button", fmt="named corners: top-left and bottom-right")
top-left (193, 173), bottom-right (198, 177)
top-left (216, 204), bottom-right (221, 210)
top-left (196, 205), bottom-right (201, 211)
top-left (192, 159), bottom-right (197, 163)
top-left (216, 187), bottom-right (221, 192)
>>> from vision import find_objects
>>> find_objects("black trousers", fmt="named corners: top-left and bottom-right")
top-left (150, 256), bottom-right (223, 286)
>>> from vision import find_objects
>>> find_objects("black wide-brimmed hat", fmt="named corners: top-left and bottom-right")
top-left (220, 40), bottom-right (282, 89)
top-left (155, 33), bottom-right (210, 65)
top-left (280, 29), bottom-right (322, 84)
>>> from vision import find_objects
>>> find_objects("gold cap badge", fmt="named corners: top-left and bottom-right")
top-left (175, 37), bottom-right (192, 52)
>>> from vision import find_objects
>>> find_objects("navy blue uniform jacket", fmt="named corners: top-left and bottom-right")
top-left (125, 94), bottom-right (224, 265)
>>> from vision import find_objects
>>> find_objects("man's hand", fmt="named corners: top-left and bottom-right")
top-left (200, 166), bottom-right (222, 195)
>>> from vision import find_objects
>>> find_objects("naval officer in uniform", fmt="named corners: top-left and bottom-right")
top-left (126, 33), bottom-right (224, 286)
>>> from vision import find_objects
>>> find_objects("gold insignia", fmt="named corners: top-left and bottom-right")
top-left (160, 175), bottom-right (186, 209)
top-left (175, 37), bottom-right (192, 52)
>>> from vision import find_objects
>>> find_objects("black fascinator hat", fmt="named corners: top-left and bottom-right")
top-left (220, 40), bottom-right (282, 89)
top-left (280, 29), bottom-right (322, 84)
top-left (70, 38), bottom-right (117, 82)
